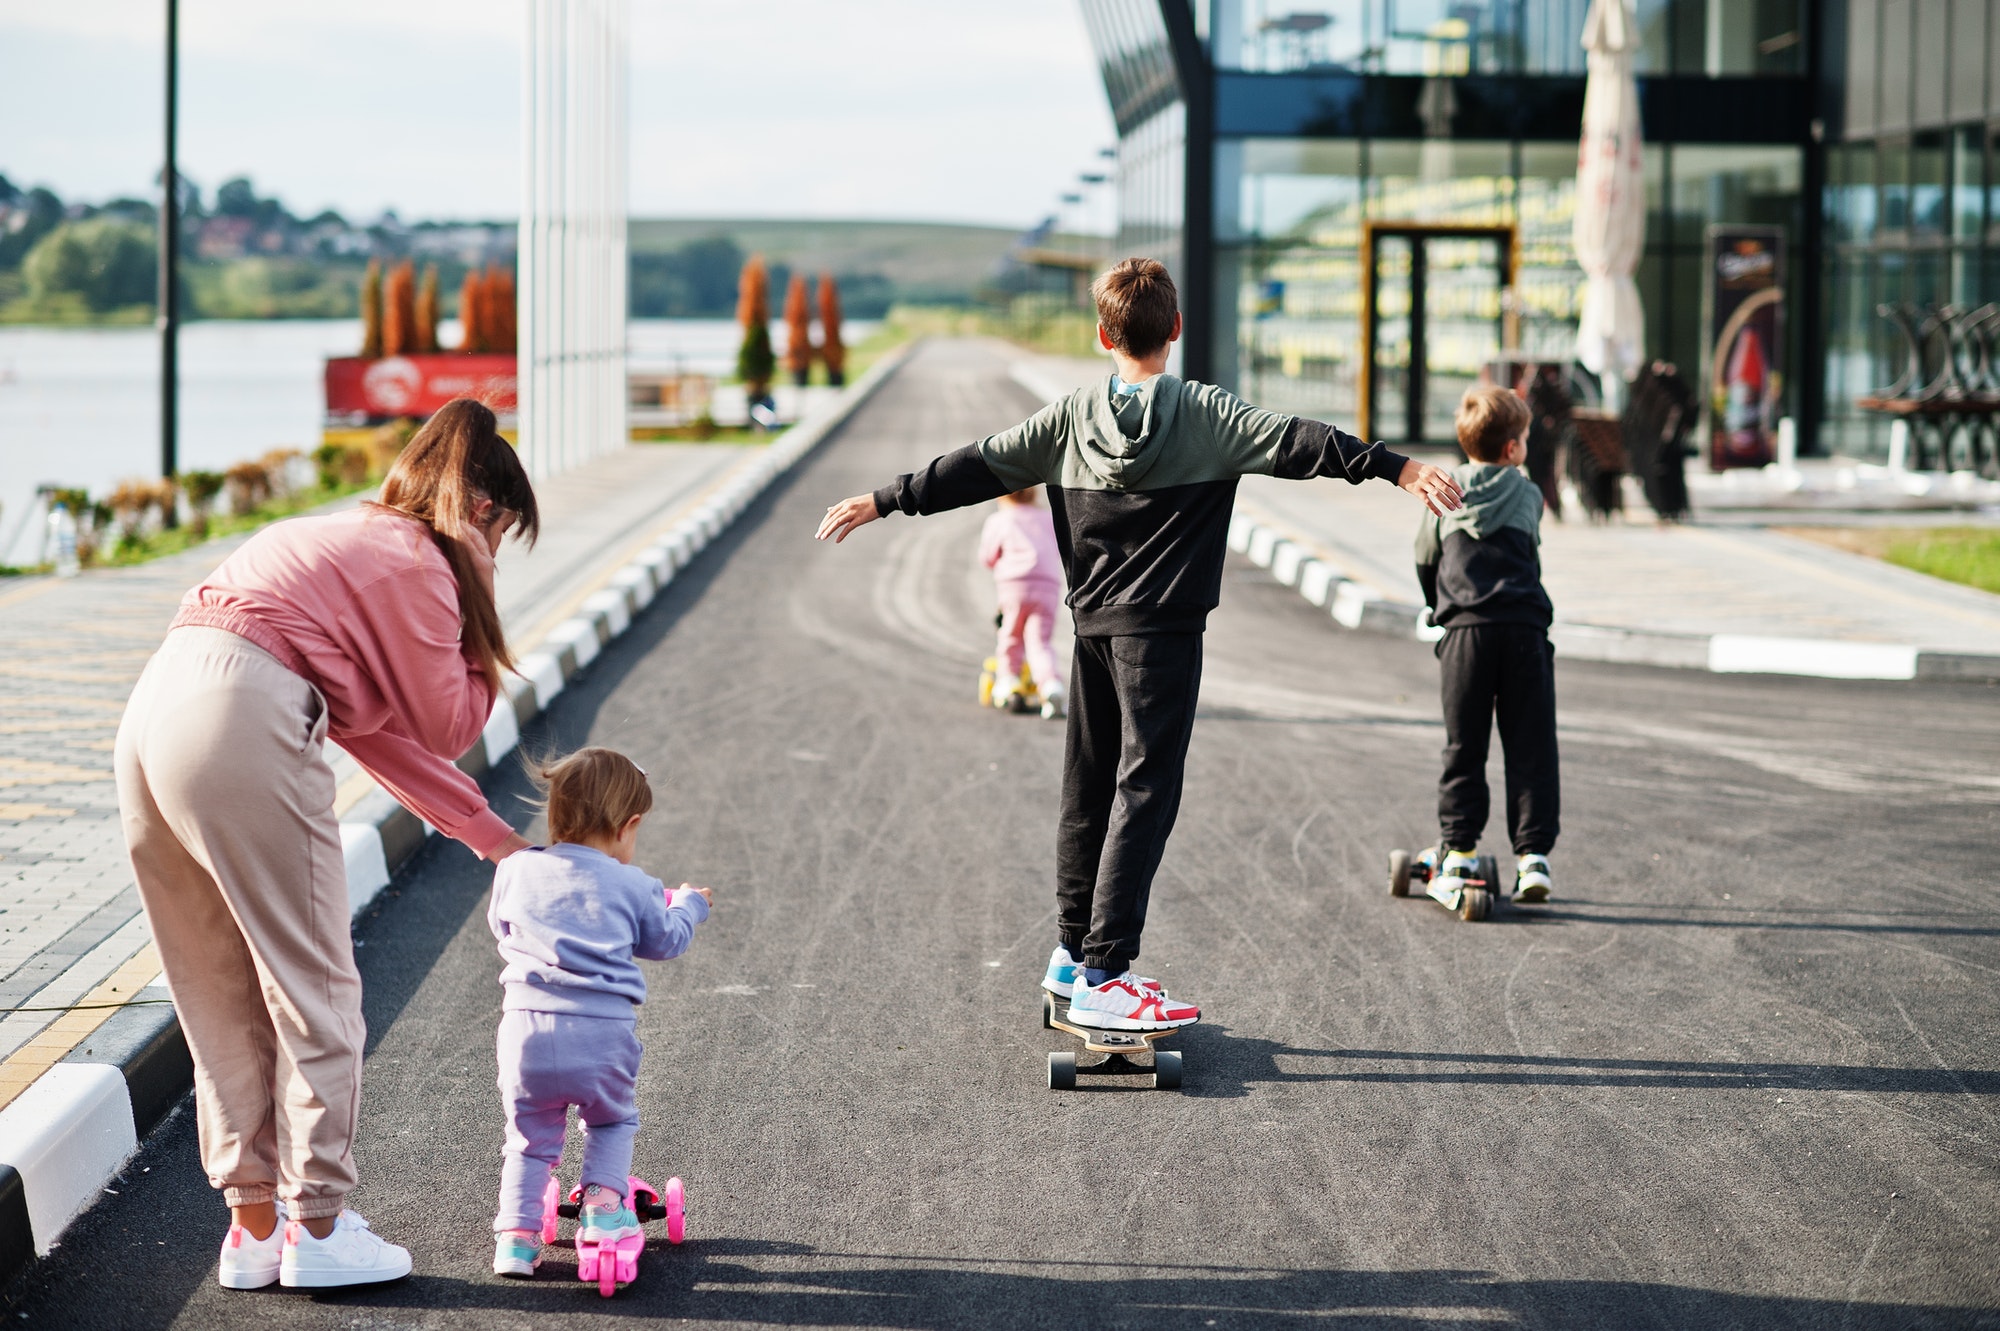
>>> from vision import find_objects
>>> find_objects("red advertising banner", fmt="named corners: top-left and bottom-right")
top-left (325, 355), bottom-right (518, 423)
top-left (1704, 227), bottom-right (1785, 470)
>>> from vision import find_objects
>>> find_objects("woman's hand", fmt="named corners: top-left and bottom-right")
top-left (1397, 459), bottom-right (1465, 516)
top-left (487, 831), bottom-right (532, 863)
top-left (816, 495), bottom-right (880, 543)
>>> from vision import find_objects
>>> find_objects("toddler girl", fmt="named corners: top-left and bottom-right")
top-left (488, 746), bottom-right (712, 1279)
top-left (979, 486), bottom-right (1066, 718)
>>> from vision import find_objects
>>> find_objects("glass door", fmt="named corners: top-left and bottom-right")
top-left (1362, 224), bottom-right (1514, 447)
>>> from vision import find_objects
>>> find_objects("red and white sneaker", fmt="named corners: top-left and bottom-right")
top-left (1066, 971), bottom-right (1199, 1031)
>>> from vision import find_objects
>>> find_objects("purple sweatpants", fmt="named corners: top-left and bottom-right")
top-left (493, 1009), bottom-right (641, 1233)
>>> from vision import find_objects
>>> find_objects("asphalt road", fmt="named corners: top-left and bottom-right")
top-left (10, 339), bottom-right (2000, 1330)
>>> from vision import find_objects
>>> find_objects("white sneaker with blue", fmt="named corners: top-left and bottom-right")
top-left (493, 1230), bottom-right (542, 1278)
top-left (1041, 947), bottom-right (1164, 998)
top-left (578, 1187), bottom-right (641, 1245)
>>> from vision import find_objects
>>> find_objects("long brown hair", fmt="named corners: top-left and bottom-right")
top-left (370, 398), bottom-right (539, 692)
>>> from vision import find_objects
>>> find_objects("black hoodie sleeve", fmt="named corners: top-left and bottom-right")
top-left (1271, 417), bottom-right (1410, 486)
top-left (871, 443), bottom-right (1011, 518)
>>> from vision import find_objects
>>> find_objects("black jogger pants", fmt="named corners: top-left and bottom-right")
top-left (1437, 622), bottom-right (1560, 856)
top-left (1056, 632), bottom-right (1203, 974)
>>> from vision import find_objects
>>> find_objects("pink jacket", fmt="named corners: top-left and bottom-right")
top-left (171, 507), bottom-right (511, 857)
top-left (979, 503), bottom-right (1062, 590)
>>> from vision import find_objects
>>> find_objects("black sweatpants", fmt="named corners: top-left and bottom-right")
top-left (1057, 633), bottom-right (1203, 974)
top-left (1438, 623), bottom-right (1560, 856)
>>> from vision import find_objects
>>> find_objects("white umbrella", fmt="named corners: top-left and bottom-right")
top-left (1572, 0), bottom-right (1645, 388)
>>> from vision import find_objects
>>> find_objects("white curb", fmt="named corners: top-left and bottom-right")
top-left (1227, 506), bottom-right (1999, 684)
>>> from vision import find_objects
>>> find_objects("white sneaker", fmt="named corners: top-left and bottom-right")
top-left (1039, 683), bottom-right (1067, 720)
top-left (1066, 971), bottom-right (1199, 1031)
top-left (217, 1204), bottom-right (287, 1290)
top-left (279, 1210), bottom-right (413, 1288)
top-left (1514, 854), bottom-right (1552, 903)
top-left (1041, 946), bottom-right (1082, 997)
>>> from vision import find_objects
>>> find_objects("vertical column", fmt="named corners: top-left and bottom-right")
top-left (519, 0), bottom-right (628, 479)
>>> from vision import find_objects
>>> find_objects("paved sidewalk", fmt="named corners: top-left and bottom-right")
top-left (0, 439), bottom-right (765, 1100)
top-left (1008, 350), bottom-right (2000, 658)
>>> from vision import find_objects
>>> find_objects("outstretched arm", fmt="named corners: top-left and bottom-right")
top-left (816, 401), bottom-right (1065, 543)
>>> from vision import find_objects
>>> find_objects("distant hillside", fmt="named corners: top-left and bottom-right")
top-left (628, 217), bottom-right (1099, 310)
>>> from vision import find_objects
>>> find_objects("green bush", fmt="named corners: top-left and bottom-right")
top-left (21, 218), bottom-right (155, 313)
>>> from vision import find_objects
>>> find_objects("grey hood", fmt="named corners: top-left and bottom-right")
top-left (1440, 462), bottom-right (1542, 543)
top-left (1071, 374), bottom-right (1182, 491)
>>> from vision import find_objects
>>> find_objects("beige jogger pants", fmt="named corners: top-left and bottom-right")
top-left (114, 626), bottom-right (362, 1220)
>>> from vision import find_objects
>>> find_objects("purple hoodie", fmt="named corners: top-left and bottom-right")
top-left (489, 843), bottom-right (711, 1019)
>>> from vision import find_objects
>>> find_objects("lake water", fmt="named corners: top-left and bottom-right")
top-left (0, 317), bottom-right (875, 565)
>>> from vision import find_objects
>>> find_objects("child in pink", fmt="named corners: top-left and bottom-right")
top-left (979, 487), bottom-right (1066, 718)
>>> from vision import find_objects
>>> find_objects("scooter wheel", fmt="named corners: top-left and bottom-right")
top-left (1048, 1051), bottom-right (1077, 1090)
top-left (1388, 849), bottom-right (1412, 898)
top-left (600, 1254), bottom-right (618, 1298)
top-left (1153, 1050), bottom-right (1183, 1091)
top-left (1459, 887), bottom-right (1492, 922)
top-left (665, 1177), bottom-right (685, 1245)
top-left (1477, 854), bottom-right (1500, 892)
top-left (540, 1174), bottom-right (561, 1245)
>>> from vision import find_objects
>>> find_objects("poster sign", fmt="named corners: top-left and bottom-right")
top-left (1704, 226), bottom-right (1785, 470)
top-left (324, 354), bottom-right (518, 423)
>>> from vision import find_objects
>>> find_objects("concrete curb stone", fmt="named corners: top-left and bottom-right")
top-left (0, 339), bottom-right (917, 1282)
top-left (1228, 508), bottom-right (2000, 684)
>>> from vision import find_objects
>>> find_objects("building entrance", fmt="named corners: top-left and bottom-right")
top-left (1360, 223), bottom-right (1517, 448)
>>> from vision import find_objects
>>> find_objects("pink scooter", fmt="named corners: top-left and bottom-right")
top-left (538, 1173), bottom-right (685, 1297)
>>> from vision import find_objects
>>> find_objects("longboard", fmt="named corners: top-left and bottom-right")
top-left (1040, 990), bottom-right (1185, 1091)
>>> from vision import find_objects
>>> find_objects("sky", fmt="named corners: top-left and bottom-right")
top-left (0, 1), bottom-right (1119, 231)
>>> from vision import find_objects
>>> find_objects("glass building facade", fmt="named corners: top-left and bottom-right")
top-left (1081, 2), bottom-right (1948, 457)
top-left (1825, 0), bottom-right (2000, 458)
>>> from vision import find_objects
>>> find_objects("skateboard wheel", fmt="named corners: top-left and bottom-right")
top-left (1477, 854), bottom-right (1500, 891)
top-left (1041, 992), bottom-right (1056, 1030)
top-left (1459, 887), bottom-right (1492, 922)
top-left (540, 1174), bottom-right (561, 1245)
top-left (1153, 1050), bottom-right (1183, 1091)
top-left (1048, 1051), bottom-right (1077, 1090)
top-left (665, 1176), bottom-right (685, 1245)
top-left (1388, 849), bottom-right (1411, 898)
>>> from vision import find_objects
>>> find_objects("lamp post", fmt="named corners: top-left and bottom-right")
top-left (159, 0), bottom-right (179, 483)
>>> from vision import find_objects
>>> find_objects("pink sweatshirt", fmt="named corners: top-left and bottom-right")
top-left (979, 502), bottom-right (1062, 590)
top-left (171, 507), bottom-right (512, 857)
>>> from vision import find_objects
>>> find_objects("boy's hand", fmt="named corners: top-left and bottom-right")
top-left (816, 495), bottom-right (879, 543)
top-left (676, 882), bottom-right (713, 905)
top-left (1397, 459), bottom-right (1464, 515)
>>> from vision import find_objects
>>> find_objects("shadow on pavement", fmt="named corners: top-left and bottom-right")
top-left (314, 1239), bottom-right (1997, 1329)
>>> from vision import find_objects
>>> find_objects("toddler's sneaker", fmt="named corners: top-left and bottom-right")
top-left (1513, 854), bottom-right (1553, 903)
top-left (493, 1230), bottom-right (542, 1279)
top-left (578, 1188), bottom-right (641, 1246)
top-left (1067, 971), bottom-right (1199, 1031)
top-left (1039, 682), bottom-right (1067, 721)
top-left (278, 1210), bottom-right (412, 1288)
top-left (217, 1205), bottom-right (286, 1290)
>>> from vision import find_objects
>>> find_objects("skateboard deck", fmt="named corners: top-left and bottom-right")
top-left (1041, 990), bottom-right (1186, 1090)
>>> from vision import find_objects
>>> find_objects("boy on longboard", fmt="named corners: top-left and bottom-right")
top-left (816, 258), bottom-right (1462, 1031)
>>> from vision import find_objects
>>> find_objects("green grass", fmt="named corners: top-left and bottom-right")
top-left (1880, 527), bottom-right (2000, 594)
top-left (93, 481), bottom-right (377, 569)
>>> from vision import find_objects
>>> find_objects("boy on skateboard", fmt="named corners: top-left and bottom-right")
top-left (1413, 386), bottom-right (1561, 903)
top-left (816, 258), bottom-right (1461, 1030)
